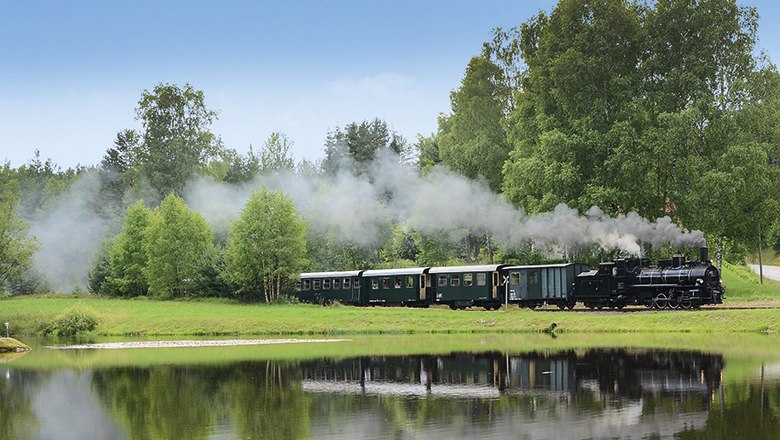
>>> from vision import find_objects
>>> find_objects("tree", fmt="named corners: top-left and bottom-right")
top-left (322, 118), bottom-right (406, 175)
top-left (133, 83), bottom-right (219, 198)
top-left (259, 132), bottom-right (295, 174)
top-left (106, 201), bottom-right (153, 297)
top-left (144, 194), bottom-right (213, 298)
top-left (437, 55), bottom-right (511, 192)
top-left (0, 187), bottom-right (39, 292)
top-left (225, 188), bottom-right (308, 302)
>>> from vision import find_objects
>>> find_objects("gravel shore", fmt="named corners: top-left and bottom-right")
top-left (46, 338), bottom-right (350, 350)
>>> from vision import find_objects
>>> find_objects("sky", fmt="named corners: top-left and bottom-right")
top-left (1, 0), bottom-right (778, 170)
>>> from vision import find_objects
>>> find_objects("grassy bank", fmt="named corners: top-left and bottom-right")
top-left (721, 262), bottom-right (780, 301)
top-left (1, 263), bottom-right (777, 337)
top-left (2, 295), bottom-right (780, 336)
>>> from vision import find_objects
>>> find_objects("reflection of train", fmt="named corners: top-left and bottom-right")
top-left (299, 349), bottom-right (723, 400)
top-left (298, 247), bottom-right (723, 310)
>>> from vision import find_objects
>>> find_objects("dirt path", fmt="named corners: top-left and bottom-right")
top-left (749, 264), bottom-right (780, 282)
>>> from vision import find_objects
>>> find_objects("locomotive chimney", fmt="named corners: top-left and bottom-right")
top-left (700, 246), bottom-right (709, 263)
top-left (672, 252), bottom-right (684, 267)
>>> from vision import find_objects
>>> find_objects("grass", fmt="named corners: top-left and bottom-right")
top-left (0, 263), bottom-right (777, 337)
top-left (0, 337), bottom-right (30, 352)
top-left (721, 261), bottom-right (780, 302)
top-left (2, 294), bottom-right (780, 337)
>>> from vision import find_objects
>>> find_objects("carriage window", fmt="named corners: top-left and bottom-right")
top-left (510, 272), bottom-right (520, 285)
top-left (407, 276), bottom-right (414, 288)
top-left (394, 277), bottom-right (402, 288)
top-left (343, 278), bottom-right (351, 289)
top-left (464, 273), bottom-right (473, 286)
top-left (438, 275), bottom-right (448, 287)
top-left (333, 278), bottom-right (341, 289)
top-left (353, 278), bottom-right (360, 289)
top-left (477, 273), bottom-right (487, 286)
top-left (371, 279), bottom-right (379, 290)
top-left (382, 277), bottom-right (390, 289)
top-left (303, 280), bottom-right (311, 290)
top-left (313, 280), bottom-right (321, 290)
top-left (323, 279), bottom-right (331, 289)
top-left (451, 274), bottom-right (460, 287)
top-left (529, 272), bottom-right (538, 284)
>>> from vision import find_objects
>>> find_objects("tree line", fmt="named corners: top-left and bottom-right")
top-left (1, 0), bottom-right (779, 299)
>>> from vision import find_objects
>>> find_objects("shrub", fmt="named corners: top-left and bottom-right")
top-left (39, 306), bottom-right (101, 336)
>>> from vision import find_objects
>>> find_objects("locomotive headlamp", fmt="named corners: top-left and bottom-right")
top-left (696, 278), bottom-right (704, 285)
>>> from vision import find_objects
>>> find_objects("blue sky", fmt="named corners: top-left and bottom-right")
top-left (1, 0), bottom-right (778, 169)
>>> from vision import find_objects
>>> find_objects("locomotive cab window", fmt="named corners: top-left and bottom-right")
top-left (510, 272), bottom-right (520, 285)
top-left (438, 275), bottom-right (448, 287)
top-left (464, 273), bottom-right (473, 286)
top-left (343, 278), bottom-right (351, 289)
top-left (302, 280), bottom-right (311, 290)
top-left (371, 279), bottom-right (379, 290)
top-left (477, 273), bottom-right (487, 286)
top-left (323, 279), bottom-right (331, 290)
top-left (451, 274), bottom-right (460, 287)
top-left (333, 279), bottom-right (340, 290)
top-left (313, 280), bottom-right (321, 290)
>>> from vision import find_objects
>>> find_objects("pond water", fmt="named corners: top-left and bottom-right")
top-left (2, 335), bottom-right (780, 439)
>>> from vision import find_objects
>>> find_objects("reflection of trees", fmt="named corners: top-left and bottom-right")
top-left (0, 370), bottom-right (40, 439)
top-left (681, 382), bottom-right (780, 439)
top-left (223, 361), bottom-right (310, 440)
top-left (91, 362), bottom-right (310, 440)
top-left (92, 366), bottom-right (221, 439)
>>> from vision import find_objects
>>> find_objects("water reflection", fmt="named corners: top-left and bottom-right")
top-left (3, 347), bottom-right (780, 439)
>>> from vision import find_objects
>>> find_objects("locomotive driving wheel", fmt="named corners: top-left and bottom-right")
top-left (668, 296), bottom-right (680, 309)
top-left (680, 298), bottom-right (692, 309)
top-left (653, 293), bottom-right (668, 309)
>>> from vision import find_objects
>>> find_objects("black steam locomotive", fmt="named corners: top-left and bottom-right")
top-left (298, 247), bottom-right (723, 310)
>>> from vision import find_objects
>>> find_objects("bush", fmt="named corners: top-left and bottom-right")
top-left (39, 306), bottom-right (101, 336)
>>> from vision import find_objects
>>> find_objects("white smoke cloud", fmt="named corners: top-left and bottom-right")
top-left (27, 152), bottom-right (705, 292)
top-left (28, 171), bottom-right (111, 293)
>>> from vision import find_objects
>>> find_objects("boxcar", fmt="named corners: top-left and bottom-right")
top-left (502, 263), bottom-right (591, 309)
top-left (362, 267), bottom-right (430, 307)
top-left (429, 264), bottom-right (506, 310)
top-left (299, 270), bottom-right (366, 305)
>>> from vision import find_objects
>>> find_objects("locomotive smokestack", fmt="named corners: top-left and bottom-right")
top-left (700, 246), bottom-right (709, 263)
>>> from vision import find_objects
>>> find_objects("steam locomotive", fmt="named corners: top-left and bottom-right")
top-left (298, 247), bottom-right (723, 310)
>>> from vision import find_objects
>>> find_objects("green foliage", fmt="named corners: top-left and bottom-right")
top-left (88, 238), bottom-right (114, 295)
top-left (0, 191), bottom-right (40, 292)
top-left (144, 194), bottom-right (214, 298)
top-left (259, 131), bottom-right (295, 174)
top-left (225, 188), bottom-right (308, 302)
top-left (322, 118), bottom-right (406, 175)
top-left (437, 55), bottom-right (511, 192)
top-left (107, 201), bottom-right (152, 297)
top-left (134, 83), bottom-right (219, 198)
top-left (39, 306), bottom-right (101, 336)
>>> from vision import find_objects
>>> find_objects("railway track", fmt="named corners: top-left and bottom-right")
top-left (532, 305), bottom-right (780, 313)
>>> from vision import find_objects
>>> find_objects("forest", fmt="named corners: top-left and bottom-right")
top-left (1, 0), bottom-right (779, 301)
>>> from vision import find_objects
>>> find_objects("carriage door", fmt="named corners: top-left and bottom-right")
top-left (492, 271), bottom-right (499, 299)
top-left (419, 274), bottom-right (427, 300)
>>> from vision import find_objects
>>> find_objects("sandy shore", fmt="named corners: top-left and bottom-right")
top-left (46, 338), bottom-right (351, 350)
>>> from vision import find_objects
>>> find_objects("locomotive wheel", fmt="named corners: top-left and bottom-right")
top-left (654, 293), bottom-right (668, 309)
top-left (644, 299), bottom-right (654, 309)
top-left (668, 296), bottom-right (680, 309)
top-left (558, 303), bottom-right (566, 310)
top-left (567, 303), bottom-right (575, 310)
top-left (680, 298), bottom-right (692, 309)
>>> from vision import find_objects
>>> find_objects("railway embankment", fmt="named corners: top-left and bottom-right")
top-left (1, 295), bottom-right (780, 337)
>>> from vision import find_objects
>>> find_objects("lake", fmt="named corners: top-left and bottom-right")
top-left (2, 334), bottom-right (780, 439)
